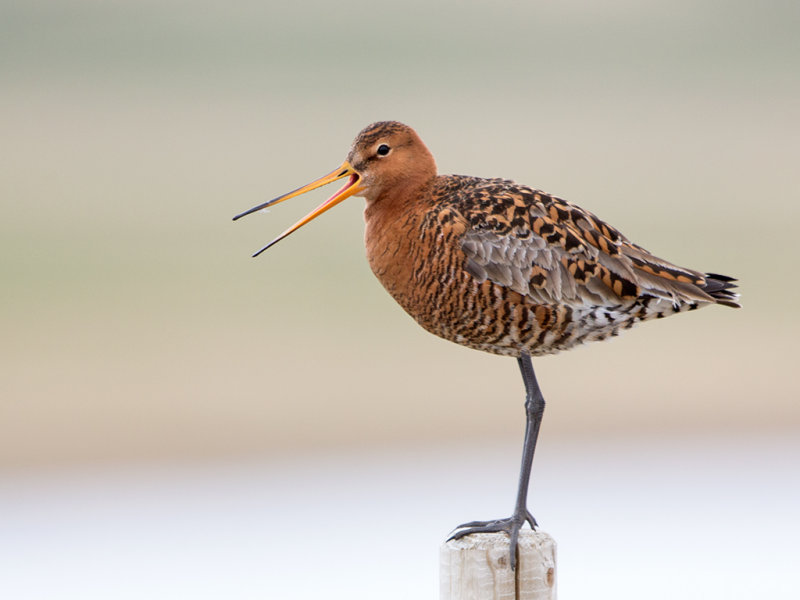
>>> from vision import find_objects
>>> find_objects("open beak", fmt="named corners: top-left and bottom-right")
top-left (233, 161), bottom-right (363, 257)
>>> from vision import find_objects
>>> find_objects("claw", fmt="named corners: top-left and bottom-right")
top-left (525, 509), bottom-right (538, 529)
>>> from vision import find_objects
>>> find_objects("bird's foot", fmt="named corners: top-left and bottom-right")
top-left (447, 509), bottom-right (537, 570)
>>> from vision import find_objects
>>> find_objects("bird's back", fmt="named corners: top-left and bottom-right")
top-left (365, 174), bottom-right (738, 358)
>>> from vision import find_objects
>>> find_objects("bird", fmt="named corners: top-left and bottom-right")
top-left (233, 121), bottom-right (739, 570)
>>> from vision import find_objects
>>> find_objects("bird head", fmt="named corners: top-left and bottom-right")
top-left (233, 121), bottom-right (436, 256)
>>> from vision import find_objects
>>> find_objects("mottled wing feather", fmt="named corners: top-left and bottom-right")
top-left (456, 178), bottom-right (734, 307)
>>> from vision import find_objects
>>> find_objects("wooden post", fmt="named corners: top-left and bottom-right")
top-left (440, 531), bottom-right (557, 600)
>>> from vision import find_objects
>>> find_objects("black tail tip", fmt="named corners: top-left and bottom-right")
top-left (703, 273), bottom-right (741, 308)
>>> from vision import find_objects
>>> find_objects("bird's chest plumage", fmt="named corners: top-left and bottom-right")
top-left (365, 202), bottom-right (446, 311)
top-left (365, 201), bottom-right (540, 357)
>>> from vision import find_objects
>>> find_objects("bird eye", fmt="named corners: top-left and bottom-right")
top-left (376, 144), bottom-right (391, 157)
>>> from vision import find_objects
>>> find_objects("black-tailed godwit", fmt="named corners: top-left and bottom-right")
top-left (234, 121), bottom-right (739, 569)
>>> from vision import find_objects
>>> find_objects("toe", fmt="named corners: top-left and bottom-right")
top-left (447, 523), bottom-right (507, 541)
top-left (452, 519), bottom-right (502, 530)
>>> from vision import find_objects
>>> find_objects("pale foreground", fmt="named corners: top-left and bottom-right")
top-left (1, 434), bottom-right (797, 600)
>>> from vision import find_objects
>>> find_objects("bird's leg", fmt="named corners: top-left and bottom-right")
top-left (448, 352), bottom-right (545, 570)
top-left (513, 352), bottom-right (545, 529)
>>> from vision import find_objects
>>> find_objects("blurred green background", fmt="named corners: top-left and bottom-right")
top-left (1, 0), bottom-right (798, 469)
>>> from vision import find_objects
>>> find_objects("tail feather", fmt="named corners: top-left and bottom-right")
top-left (701, 273), bottom-right (740, 308)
